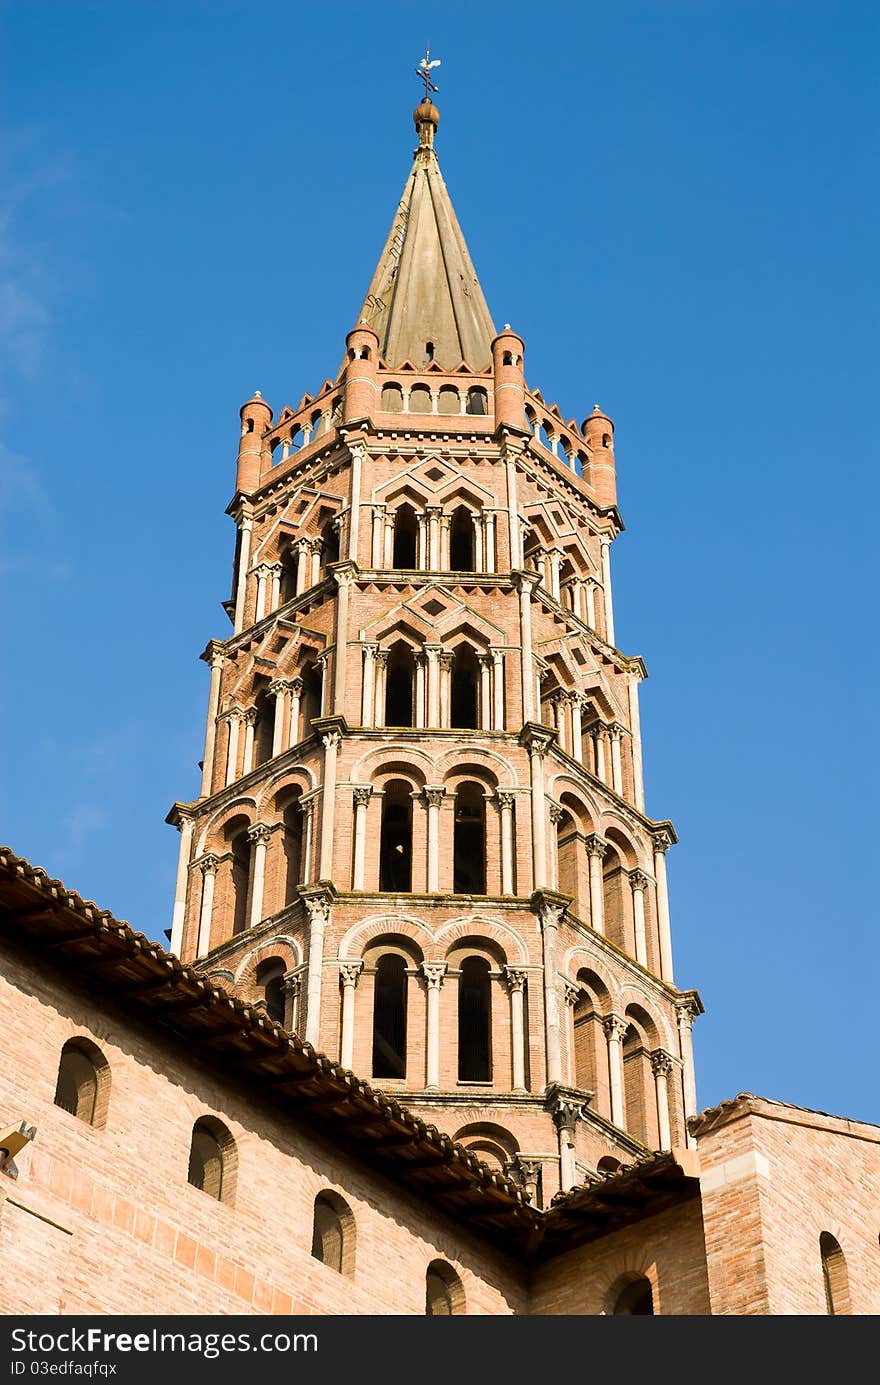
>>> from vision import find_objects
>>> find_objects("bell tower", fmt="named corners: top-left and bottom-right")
top-left (166, 89), bottom-right (702, 1205)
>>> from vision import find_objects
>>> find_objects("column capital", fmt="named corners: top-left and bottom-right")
top-left (301, 885), bottom-right (334, 928)
top-left (677, 992), bottom-right (703, 1027)
top-left (496, 790), bottom-right (516, 811)
top-left (201, 639), bottom-right (226, 670)
top-left (222, 704), bottom-right (244, 724)
top-left (254, 560), bottom-right (273, 578)
top-left (629, 868), bottom-right (650, 892)
top-left (563, 981), bottom-right (581, 1008)
top-left (339, 960), bottom-right (364, 988)
top-left (167, 802), bottom-right (195, 832)
top-left (282, 971), bottom-right (303, 998)
top-left (512, 568), bottom-right (540, 594)
top-left (423, 785), bottom-right (446, 808)
top-left (268, 678), bottom-right (288, 698)
top-left (198, 853), bottom-right (219, 876)
top-left (531, 889), bottom-right (569, 930)
top-left (288, 675), bottom-right (304, 695)
top-left (610, 721), bottom-right (627, 740)
top-left (585, 833), bottom-right (608, 860)
top-left (519, 722), bottom-right (555, 757)
top-left (332, 561), bottom-right (358, 587)
top-left (548, 1088), bottom-right (589, 1135)
top-left (652, 827), bottom-right (675, 854)
top-left (321, 730), bottom-right (341, 752)
top-left (477, 651), bottom-right (493, 669)
top-left (373, 648), bottom-right (389, 669)
top-left (651, 1049), bottom-right (675, 1078)
top-left (242, 706), bottom-right (258, 727)
top-left (246, 823), bottom-right (271, 846)
top-left (425, 503), bottom-right (443, 518)
top-left (512, 1155), bottom-right (542, 1184)
top-left (371, 501), bottom-right (386, 516)
top-left (295, 536), bottom-right (312, 555)
top-left (549, 802), bottom-right (564, 825)
top-left (504, 967), bottom-right (528, 995)
top-left (421, 961), bottom-right (447, 990)
top-left (352, 785), bottom-right (373, 808)
top-left (602, 1014), bottom-right (628, 1043)
top-left (437, 650), bottom-right (454, 671)
top-left (300, 796), bottom-right (315, 822)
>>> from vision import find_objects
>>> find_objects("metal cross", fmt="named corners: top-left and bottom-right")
top-left (416, 48), bottom-right (440, 99)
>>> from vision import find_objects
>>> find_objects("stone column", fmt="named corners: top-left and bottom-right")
top-left (628, 673), bottom-right (646, 812)
top-left (300, 799), bottom-right (315, 886)
top-left (352, 786), bottom-right (372, 890)
top-left (241, 707), bottom-right (257, 776)
top-left (629, 869), bottom-right (649, 968)
top-left (438, 651), bottom-right (453, 727)
top-left (332, 566), bottom-right (354, 713)
top-left (548, 803), bottom-right (563, 890)
top-left (505, 968), bottom-right (528, 1092)
top-left (473, 513), bottom-right (484, 572)
top-left (288, 677), bottom-right (303, 746)
top-left (373, 650), bottom-right (388, 728)
top-left (270, 679), bottom-right (288, 759)
top-left (512, 1156), bottom-right (541, 1207)
top-left (585, 580), bottom-right (596, 630)
top-left (478, 654), bottom-right (492, 730)
top-left (347, 441), bottom-right (363, 562)
top-left (537, 898), bottom-right (565, 1085)
top-left (439, 513), bottom-right (451, 569)
top-left (553, 1096), bottom-right (582, 1193)
top-left (319, 731), bottom-right (340, 880)
top-left (310, 537), bottom-right (323, 587)
top-left (586, 835), bottom-right (607, 935)
top-left (224, 708), bottom-right (242, 787)
top-left (295, 538), bottom-right (311, 595)
top-left (196, 854), bottom-right (218, 958)
top-left (610, 724), bottom-right (624, 795)
top-left (516, 572), bottom-right (538, 722)
top-left (247, 824), bottom-right (270, 928)
top-left (416, 511), bottom-right (427, 569)
top-left (569, 577), bottom-right (583, 621)
top-left (652, 831), bottom-right (675, 983)
top-left (339, 961), bottom-right (363, 1070)
top-left (361, 645), bottom-right (376, 726)
top-left (594, 725), bottom-right (609, 785)
top-left (304, 894), bottom-right (331, 1045)
top-left (549, 548), bottom-right (562, 602)
top-left (677, 1002), bottom-right (699, 1145)
top-left (170, 813), bottom-right (194, 956)
top-left (569, 693), bottom-right (583, 764)
top-left (414, 652), bottom-right (427, 729)
top-left (233, 513), bottom-right (253, 633)
top-left (282, 973), bottom-right (302, 1033)
top-left (497, 791), bottom-right (515, 895)
top-left (422, 962), bottom-right (447, 1089)
top-left (505, 455), bottom-right (522, 567)
top-left (425, 646), bottom-right (440, 726)
top-left (552, 694), bottom-right (567, 754)
top-left (492, 650), bottom-right (505, 729)
top-left (485, 511), bottom-right (496, 572)
top-left (652, 1051), bottom-right (674, 1151)
top-left (269, 563), bottom-right (282, 613)
top-left (527, 731), bottom-right (552, 890)
top-left (600, 538), bottom-right (615, 644)
top-left (427, 506), bottom-right (441, 568)
top-left (424, 787), bottom-right (445, 892)
top-left (564, 982), bottom-right (580, 1086)
top-left (603, 1014), bottom-right (628, 1128)
top-left (383, 512), bottom-right (394, 567)
top-left (371, 506), bottom-right (384, 567)
top-left (254, 564), bottom-right (270, 623)
top-left (200, 644), bottom-right (225, 797)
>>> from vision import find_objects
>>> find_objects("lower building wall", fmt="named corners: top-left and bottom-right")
top-left (0, 941), bottom-right (527, 1316)
top-left (528, 1199), bottom-right (712, 1315)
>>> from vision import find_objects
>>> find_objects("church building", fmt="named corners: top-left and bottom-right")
top-left (1, 91), bottom-right (877, 1316)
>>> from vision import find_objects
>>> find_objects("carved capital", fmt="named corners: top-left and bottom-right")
top-left (303, 895), bottom-right (331, 929)
top-left (333, 564), bottom-right (356, 588)
top-left (373, 649), bottom-right (389, 669)
top-left (504, 967), bottom-right (527, 995)
top-left (352, 785), bottom-right (373, 808)
top-left (321, 730), bottom-right (342, 752)
top-left (602, 1014), bottom-right (629, 1043)
top-left (288, 676), bottom-right (304, 695)
top-left (438, 651), bottom-right (454, 671)
top-left (496, 790), bottom-right (515, 812)
top-left (242, 706), bottom-right (258, 727)
top-left (548, 803), bottom-right (564, 825)
top-left (282, 972), bottom-right (302, 999)
top-left (268, 678), bottom-right (288, 698)
top-left (585, 833), bottom-right (607, 860)
top-left (423, 786), bottom-right (446, 808)
top-left (199, 853), bottom-right (219, 876)
top-left (300, 797), bottom-right (315, 821)
top-left (552, 1097), bottom-right (584, 1135)
top-left (677, 997), bottom-right (700, 1029)
top-left (651, 1050), bottom-right (674, 1079)
top-left (652, 829), bottom-right (674, 855)
top-left (246, 823), bottom-right (270, 847)
top-left (421, 961), bottom-right (447, 990)
top-left (339, 961), bottom-right (364, 989)
top-left (563, 981), bottom-right (581, 1008)
top-left (629, 868), bottom-right (649, 893)
top-left (538, 901), bottom-right (566, 931)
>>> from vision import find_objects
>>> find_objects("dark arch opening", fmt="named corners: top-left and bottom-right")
top-left (451, 645), bottom-right (479, 729)
top-left (252, 685), bottom-right (274, 768)
top-left (299, 661), bottom-right (323, 737)
top-left (385, 642), bottom-right (415, 728)
top-left (458, 956), bottom-right (492, 1082)
top-left (372, 953), bottom-right (408, 1078)
top-left (613, 1277), bottom-right (654, 1315)
top-left (54, 1038), bottom-right (109, 1127)
top-left (279, 544), bottom-right (298, 605)
top-left (256, 958), bottom-right (286, 1024)
top-left (282, 799), bottom-right (302, 902)
top-left (449, 506), bottom-right (475, 571)
top-left (425, 1260), bottom-right (466, 1315)
top-left (311, 1191), bottom-right (356, 1275)
top-left (392, 503), bottom-right (418, 568)
top-left (187, 1116), bottom-right (236, 1205)
top-left (453, 781), bottom-right (486, 894)
top-left (465, 388), bottom-right (487, 416)
top-left (379, 780), bottom-right (413, 892)
top-left (321, 518), bottom-right (340, 568)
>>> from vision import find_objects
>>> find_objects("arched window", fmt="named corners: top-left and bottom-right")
top-left (425, 1260), bottom-right (466, 1315)
top-left (458, 956), bottom-right (492, 1081)
top-left (372, 953), bottom-right (408, 1078)
top-left (409, 384), bottom-right (432, 413)
top-left (230, 828), bottom-right (251, 936)
top-left (465, 388), bottom-right (487, 416)
top-left (187, 1116), bottom-right (236, 1204)
top-left (311, 1191), bottom-right (356, 1275)
top-left (438, 385), bottom-right (459, 414)
top-left (379, 780), bottom-right (413, 891)
top-left (256, 958), bottom-right (286, 1023)
top-left (385, 641), bottom-right (415, 727)
top-left (449, 506), bottom-right (475, 571)
top-left (381, 383), bottom-right (403, 412)
top-left (54, 1038), bottom-right (109, 1127)
top-left (283, 799), bottom-right (303, 901)
top-left (613, 1276), bottom-right (654, 1315)
top-left (820, 1232), bottom-right (851, 1314)
top-left (252, 685), bottom-right (274, 768)
top-left (299, 660), bottom-right (323, 737)
top-left (392, 503), bottom-right (418, 568)
top-left (450, 645), bottom-right (479, 729)
top-left (453, 782), bottom-right (486, 894)
top-left (321, 518), bottom-right (340, 568)
top-left (279, 543), bottom-right (298, 605)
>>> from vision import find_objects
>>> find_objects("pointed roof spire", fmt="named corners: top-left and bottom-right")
top-left (351, 86), bottom-right (497, 371)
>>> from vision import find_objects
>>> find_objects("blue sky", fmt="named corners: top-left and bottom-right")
top-left (1, 2), bottom-right (877, 1122)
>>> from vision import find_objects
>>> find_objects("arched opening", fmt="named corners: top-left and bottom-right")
top-left (409, 384), bottom-right (432, 413)
top-left (311, 1191), bottom-right (356, 1275)
top-left (465, 387), bottom-right (487, 416)
top-left (613, 1277), bottom-right (654, 1315)
top-left (458, 956), bottom-right (492, 1081)
top-left (425, 1260), bottom-right (466, 1315)
top-left (255, 958), bottom-right (286, 1023)
top-left (438, 385), bottom-right (459, 414)
top-left (385, 641), bottom-right (415, 727)
top-left (279, 543), bottom-right (298, 605)
top-left (371, 953), bottom-right (408, 1078)
top-left (283, 798), bottom-right (303, 902)
top-left (622, 1010), bottom-right (658, 1147)
top-left (299, 660), bottom-right (323, 738)
top-left (449, 506), bottom-right (475, 571)
top-left (597, 1155), bottom-right (622, 1175)
top-left (392, 503), bottom-right (418, 568)
top-left (556, 809), bottom-right (578, 904)
top-left (381, 383), bottom-right (403, 412)
top-left (453, 782), bottom-right (486, 894)
top-left (820, 1232), bottom-right (851, 1314)
top-left (229, 828), bottom-right (251, 936)
top-left (54, 1039), bottom-right (109, 1127)
top-left (450, 645), bottom-right (479, 729)
top-left (187, 1116), bottom-right (236, 1205)
top-left (252, 685), bottom-right (274, 768)
top-left (379, 780), bottom-right (413, 892)
top-left (320, 518), bottom-right (340, 569)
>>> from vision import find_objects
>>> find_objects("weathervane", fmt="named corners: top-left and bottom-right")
top-left (416, 48), bottom-right (440, 100)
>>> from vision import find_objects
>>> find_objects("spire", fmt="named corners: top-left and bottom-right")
top-left (351, 94), bottom-right (497, 371)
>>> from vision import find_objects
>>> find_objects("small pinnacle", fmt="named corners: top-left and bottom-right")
top-left (254, 390), bottom-right (262, 398)
top-left (593, 403), bottom-right (600, 411)
top-left (503, 323), bottom-right (511, 330)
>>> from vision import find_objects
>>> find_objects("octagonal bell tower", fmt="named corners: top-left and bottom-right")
top-left (166, 93), bottom-right (702, 1206)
